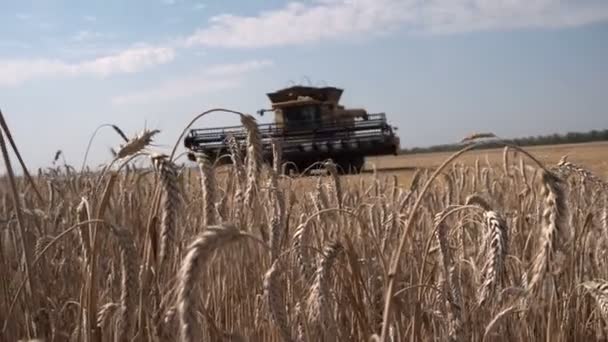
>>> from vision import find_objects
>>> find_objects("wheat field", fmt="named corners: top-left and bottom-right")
top-left (1, 112), bottom-right (607, 342)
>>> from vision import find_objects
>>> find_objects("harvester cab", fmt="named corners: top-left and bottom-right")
top-left (184, 85), bottom-right (400, 174)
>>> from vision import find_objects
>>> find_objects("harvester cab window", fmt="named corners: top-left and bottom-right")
top-left (283, 105), bottom-right (321, 129)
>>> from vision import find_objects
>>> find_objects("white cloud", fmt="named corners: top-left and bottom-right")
top-left (194, 3), bottom-right (206, 11)
top-left (0, 45), bottom-right (175, 86)
top-left (162, 0), bottom-right (177, 5)
top-left (111, 59), bottom-right (273, 105)
top-left (183, 0), bottom-right (608, 48)
top-left (0, 59), bottom-right (70, 87)
top-left (415, 0), bottom-right (608, 34)
top-left (184, 0), bottom-right (406, 48)
top-left (77, 46), bottom-right (175, 77)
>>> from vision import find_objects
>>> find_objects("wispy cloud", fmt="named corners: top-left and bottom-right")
top-left (111, 59), bottom-right (273, 105)
top-left (193, 3), bottom-right (206, 11)
top-left (183, 0), bottom-right (608, 48)
top-left (0, 45), bottom-right (175, 86)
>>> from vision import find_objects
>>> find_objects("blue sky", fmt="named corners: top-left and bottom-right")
top-left (1, 0), bottom-right (607, 170)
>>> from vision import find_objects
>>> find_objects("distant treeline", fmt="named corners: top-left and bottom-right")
top-left (399, 128), bottom-right (608, 154)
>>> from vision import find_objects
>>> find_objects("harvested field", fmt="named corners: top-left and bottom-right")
top-left (1, 116), bottom-right (607, 341)
top-left (366, 141), bottom-right (608, 187)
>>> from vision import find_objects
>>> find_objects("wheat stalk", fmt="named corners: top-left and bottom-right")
top-left (602, 198), bottom-right (607, 234)
top-left (111, 124), bottom-right (129, 142)
top-left (460, 132), bottom-right (497, 143)
top-left (482, 305), bottom-right (519, 342)
top-left (434, 211), bottom-right (463, 342)
top-left (272, 138), bottom-right (283, 176)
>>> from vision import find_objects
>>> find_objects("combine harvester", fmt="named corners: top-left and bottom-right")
top-left (184, 85), bottom-right (400, 174)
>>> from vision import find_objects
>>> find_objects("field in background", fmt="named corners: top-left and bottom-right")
top-left (365, 141), bottom-right (608, 186)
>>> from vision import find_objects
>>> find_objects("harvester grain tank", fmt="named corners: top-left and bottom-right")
top-left (184, 85), bottom-right (400, 174)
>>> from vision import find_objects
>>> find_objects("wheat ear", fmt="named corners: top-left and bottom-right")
top-left (227, 134), bottom-right (246, 219)
top-left (241, 114), bottom-right (262, 212)
top-left (581, 281), bottom-right (608, 321)
top-left (177, 224), bottom-right (244, 342)
top-left (264, 260), bottom-right (293, 342)
top-left (196, 152), bottom-right (216, 226)
top-left (96, 302), bottom-right (119, 331)
top-left (292, 215), bottom-right (313, 280)
top-left (151, 154), bottom-right (180, 264)
top-left (269, 187), bottom-right (284, 262)
top-left (465, 194), bottom-right (491, 211)
top-left (227, 133), bottom-right (245, 172)
top-left (478, 211), bottom-right (509, 306)
top-left (529, 171), bottom-right (569, 290)
top-left (557, 156), bottom-right (608, 190)
top-left (116, 129), bottom-right (159, 159)
top-left (306, 242), bottom-right (343, 340)
top-left (76, 197), bottom-right (92, 266)
top-left (325, 160), bottom-right (342, 208)
top-left (269, 139), bottom-right (285, 261)
top-left (111, 225), bottom-right (138, 342)
top-left (502, 146), bottom-right (512, 177)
